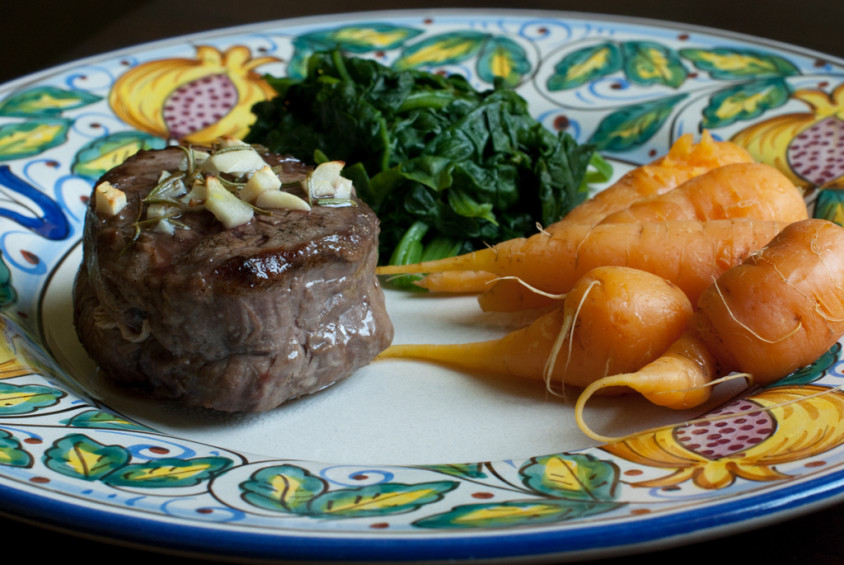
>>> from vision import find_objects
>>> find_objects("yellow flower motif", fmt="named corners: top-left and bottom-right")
top-left (109, 45), bottom-right (279, 144)
top-left (602, 385), bottom-right (844, 490)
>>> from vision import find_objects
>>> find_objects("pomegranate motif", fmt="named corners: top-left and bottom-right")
top-left (162, 74), bottom-right (240, 140)
top-left (673, 399), bottom-right (776, 459)
top-left (786, 116), bottom-right (844, 188)
top-left (602, 384), bottom-right (844, 489)
top-left (731, 83), bottom-right (844, 191)
top-left (109, 45), bottom-right (279, 144)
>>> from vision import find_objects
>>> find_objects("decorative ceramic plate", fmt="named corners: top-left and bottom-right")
top-left (1, 9), bottom-right (843, 563)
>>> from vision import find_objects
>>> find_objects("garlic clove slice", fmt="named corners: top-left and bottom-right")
top-left (203, 175), bottom-right (254, 228)
top-left (255, 190), bottom-right (311, 211)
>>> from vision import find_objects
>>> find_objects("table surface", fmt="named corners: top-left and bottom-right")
top-left (2, 1), bottom-right (843, 563)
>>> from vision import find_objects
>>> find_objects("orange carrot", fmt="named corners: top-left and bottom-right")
top-left (412, 270), bottom-right (498, 293)
top-left (474, 163), bottom-right (807, 312)
top-left (378, 266), bottom-right (693, 390)
top-left (413, 132), bottom-right (753, 295)
top-left (377, 219), bottom-right (790, 305)
top-left (550, 130), bottom-right (753, 229)
top-left (597, 162), bottom-right (807, 225)
top-left (575, 219), bottom-right (844, 433)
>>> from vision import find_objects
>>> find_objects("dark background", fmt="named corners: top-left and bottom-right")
top-left (4, 0), bottom-right (843, 84)
top-left (1, 1), bottom-right (843, 563)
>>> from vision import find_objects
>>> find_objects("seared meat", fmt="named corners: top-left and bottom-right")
top-left (73, 146), bottom-right (393, 412)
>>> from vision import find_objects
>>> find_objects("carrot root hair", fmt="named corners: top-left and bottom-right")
top-left (573, 373), bottom-right (752, 443)
top-left (542, 278), bottom-right (599, 398)
top-left (712, 279), bottom-right (803, 344)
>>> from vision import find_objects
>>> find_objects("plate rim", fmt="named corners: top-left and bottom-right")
top-left (2, 7), bottom-right (844, 563)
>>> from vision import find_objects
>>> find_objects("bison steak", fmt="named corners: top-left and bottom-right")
top-left (73, 145), bottom-right (393, 412)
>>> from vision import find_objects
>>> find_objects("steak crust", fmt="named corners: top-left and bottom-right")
top-left (73, 146), bottom-right (393, 412)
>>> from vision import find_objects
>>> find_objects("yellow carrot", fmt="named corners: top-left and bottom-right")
top-left (378, 266), bottom-right (693, 390)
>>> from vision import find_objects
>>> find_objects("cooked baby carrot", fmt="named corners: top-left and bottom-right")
top-left (414, 162), bottom-right (802, 299)
top-left (377, 219), bottom-right (791, 305)
top-left (551, 130), bottom-right (753, 229)
top-left (378, 266), bottom-right (693, 390)
top-left (575, 219), bottom-right (844, 437)
top-left (412, 132), bottom-right (754, 295)
top-left (598, 162), bottom-right (807, 224)
top-left (474, 163), bottom-right (806, 311)
top-left (412, 270), bottom-right (498, 293)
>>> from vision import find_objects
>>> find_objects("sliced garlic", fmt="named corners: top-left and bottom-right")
top-left (95, 181), bottom-right (127, 216)
top-left (240, 165), bottom-right (282, 204)
top-left (307, 161), bottom-right (353, 202)
top-left (203, 146), bottom-right (268, 177)
top-left (203, 175), bottom-right (254, 228)
top-left (255, 190), bottom-right (311, 211)
top-left (153, 218), bottom-right (177, 234)
top-left (146, 203), bottom-right (177, 219)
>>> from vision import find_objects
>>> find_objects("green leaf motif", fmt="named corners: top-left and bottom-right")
top-left (588, 93), bottom-right (688, 151)
top-left (0, 429), bottom-right (32, 468)
top-left (393, 31), bottom-right (488, 70)
top-left (547, 43), bottom-right (623, 91)
top-left (476, 36), bottom-right (531, 87)
top-left (413, 498), bottom-right (622, 529)
top-left (241, 464), bottom-right (328, 512)
top-left (0, 252), bottom-right (15, 307)
top-left (240, 464), bottom-right (458, 518)
top-left (103, 456), bottom-right (233, 488)
top-left (310, 480), bottom-right (458, 518)
top-left (419, 463), bottom-right (488, 480)
top-left (63, 409), bottom-right (156, 432)
top-left (702, 78), bottom-right (792, 128)
top-left (44, 434), bottom-right (130, 481)
top-left (0, 87), bottom-right (101, 118)
top-left (72, 131), bottom-right (166, 180)
top-left (287, 24), bottom-right (425, 79)
top-left (815, 188), bottom-right (844, 226)
top-left (679, 47), bottom-right (800, 79)
top-left (521, 453), bottom-right (620, 500)
top-left (622, 41), bottom-right (688, 88)
top-left (0, 382), bottom-right (64, 415)
top-left (285, 38), bottom-right (318, 80)
top-left (298, 23), bottom-right (424, 53)
top-left (0, 118), bottom-right (71, 160)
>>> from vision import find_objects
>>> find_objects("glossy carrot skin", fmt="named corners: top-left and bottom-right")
top-left (412, 270), bottom-right (497, 293)
top-left (577, 219), bottom-right (844, 422)
top-left (414, 132), bottom-right (754, 295)
top-left (378, 266), bottom-right (693, 389)
top-left (553, 131), bottom-right (753, 229)
top-left (413, 163), bottom-right (804, 300)
top-left (379, 219), bottom-right (791, 305)
top-left (693, 218), bottom-right (844, 383)
top-left (598, 162), bottom-right (807, 225)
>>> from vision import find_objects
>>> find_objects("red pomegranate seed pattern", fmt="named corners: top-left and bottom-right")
top-left (673, 399), bottom-right (776, 459)
top-left (163, 74), bottom-right (238, 138)
top-left (787, 116), bottom-right (844, 187)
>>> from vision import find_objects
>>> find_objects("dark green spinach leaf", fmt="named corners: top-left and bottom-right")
top-left (247, 50), bottom-right (600, 286)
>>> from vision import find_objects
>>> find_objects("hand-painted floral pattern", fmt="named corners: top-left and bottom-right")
top-left (0, 11), bottom-right (842, 562)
